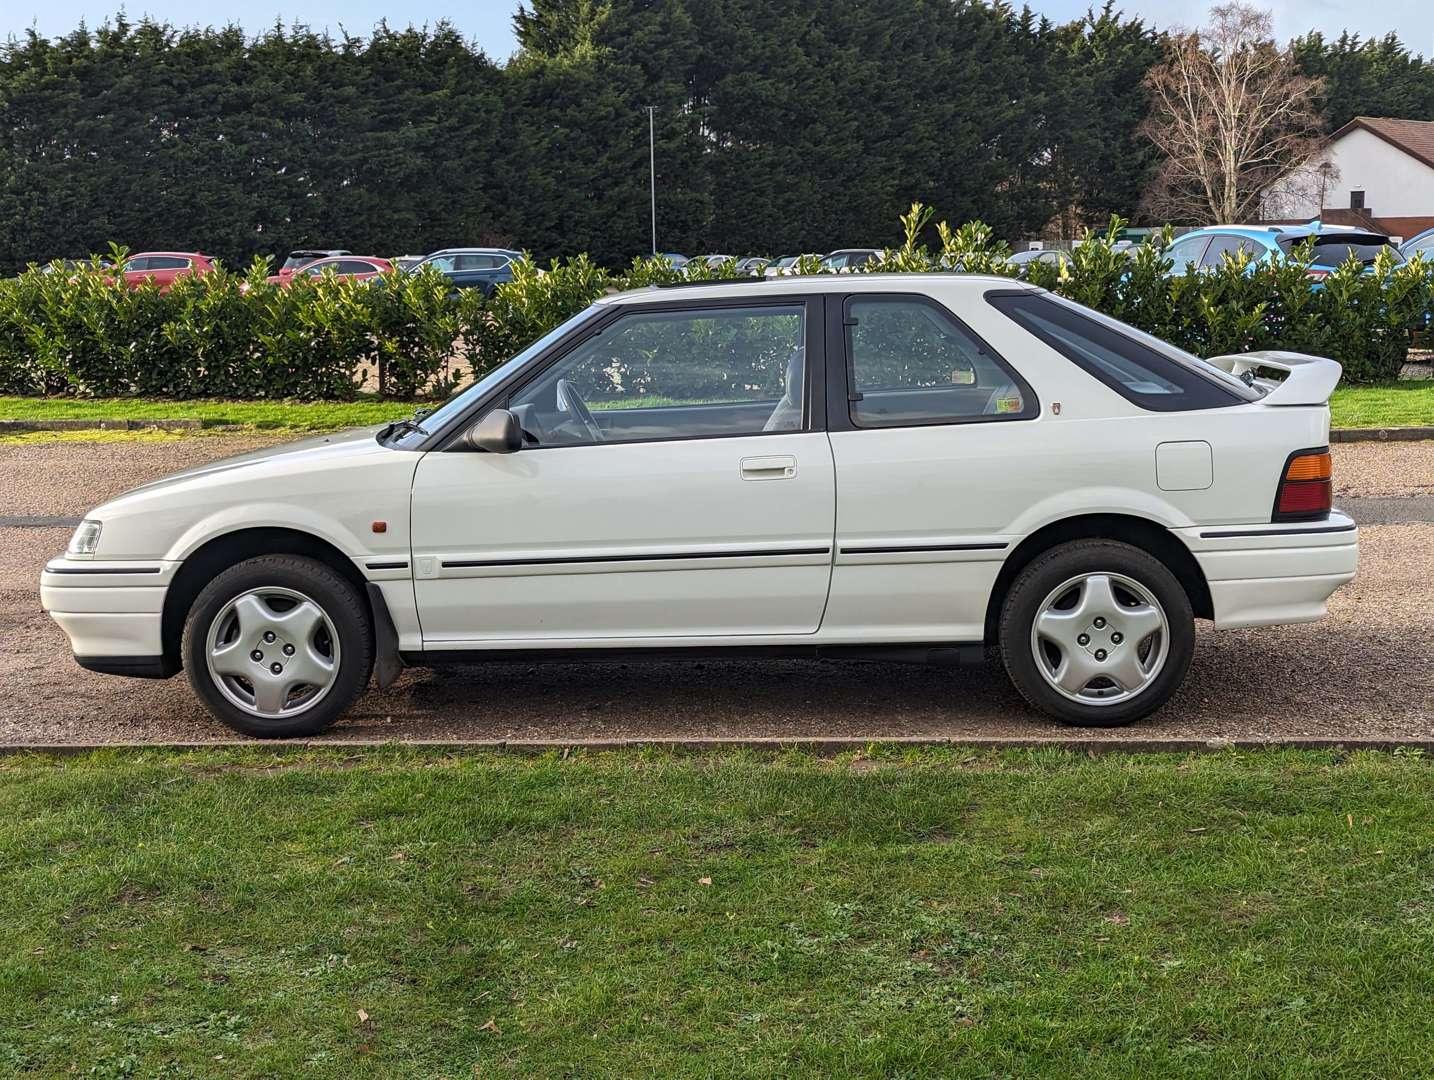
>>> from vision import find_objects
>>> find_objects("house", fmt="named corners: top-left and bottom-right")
top-left (1260, 116), bottom-right (1434, 242)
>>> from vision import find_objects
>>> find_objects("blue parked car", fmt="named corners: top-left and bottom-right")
top-left (1399, 226), bottom-right (1434, 261)
top-left (1163, 224), bottom-right (1404, 282)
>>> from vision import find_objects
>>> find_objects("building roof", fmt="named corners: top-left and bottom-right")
top-left (1331, 117), bottom-right (1434, 173)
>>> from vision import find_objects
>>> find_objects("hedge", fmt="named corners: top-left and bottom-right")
top-left (1, 209), bottom-right (1430, 401)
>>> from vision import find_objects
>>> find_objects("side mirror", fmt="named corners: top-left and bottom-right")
top-left (465, 409), bottom-right (524, 453)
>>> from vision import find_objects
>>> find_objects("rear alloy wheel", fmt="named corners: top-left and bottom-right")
top-left (999, 540), bottom-right (1194, 727)
top-left (183, 555), bottom-right (372, 738)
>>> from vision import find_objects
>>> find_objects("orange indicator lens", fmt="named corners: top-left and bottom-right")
top-left (1284, 452), bottom-right (1331, 482)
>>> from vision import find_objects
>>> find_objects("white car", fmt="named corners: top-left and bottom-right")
top-left (41, 275), bottom-right (1357, 737)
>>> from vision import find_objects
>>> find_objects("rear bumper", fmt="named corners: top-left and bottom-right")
top-left (1177, 512), bottom-right (1358, 630)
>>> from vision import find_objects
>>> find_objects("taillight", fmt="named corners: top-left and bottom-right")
top-left (1274, 448), bottom-right (1332, 521)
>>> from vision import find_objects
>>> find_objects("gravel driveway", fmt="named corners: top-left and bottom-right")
top-left (3, 434), bottom-right (1430, 745)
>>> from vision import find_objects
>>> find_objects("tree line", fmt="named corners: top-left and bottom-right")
top-left (0, 0), bottom-right (1431, 273)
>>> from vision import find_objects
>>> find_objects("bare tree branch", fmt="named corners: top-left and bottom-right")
top-left (1139, 3), bottom-right (1325, 223)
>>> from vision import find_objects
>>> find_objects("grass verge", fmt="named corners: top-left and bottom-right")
top-left (2, 745), bottom-right (1433, 1077)
top-left (1, 382), bottom-right (1432, 434)
top-left (1329, 380), bottom-right (1434, 428)
top-left (0, 396), bottom-right (416, 432)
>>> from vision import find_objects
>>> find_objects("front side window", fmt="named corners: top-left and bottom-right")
top-left (845, 296), bottom-right (1035, 426)
top-left (988, 291), bottom-right (1254, 411)
top-left (1165, 235), bottom-right (1208, 271)
top-left (1199, 235), bottom-right (1261, 268)
top-left (122, 257), bottom-right (151, 272)
top-left (505, 303), bottom-right (807, 447)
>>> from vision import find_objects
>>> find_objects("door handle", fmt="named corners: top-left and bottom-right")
top-left (741, 455), bottom-right (797, 481)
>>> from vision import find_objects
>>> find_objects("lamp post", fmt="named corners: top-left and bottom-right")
top-left (644, 105), bottom-right (657, 256)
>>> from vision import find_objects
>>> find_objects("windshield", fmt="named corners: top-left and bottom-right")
top-left (385, 305), bottom-right (606, 449)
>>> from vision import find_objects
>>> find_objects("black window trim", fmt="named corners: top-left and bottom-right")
top-left (826, 291), bottom-right (1039, 433)
top-left (985, 287), bottom-right (1249, 412)
top-left (429, 293), bottom-right (827, 452)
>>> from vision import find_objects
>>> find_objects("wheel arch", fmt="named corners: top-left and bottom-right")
top-left (983, 513), bottom-right (1213, 644)
top-left (160, 527), bottom-right (368, 671)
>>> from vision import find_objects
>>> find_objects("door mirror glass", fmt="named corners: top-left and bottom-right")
top-left (466, 409), bottom-right (524, 453)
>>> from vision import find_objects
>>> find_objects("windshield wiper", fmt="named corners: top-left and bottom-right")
top-left (378, 407), bottom-right (433, 442)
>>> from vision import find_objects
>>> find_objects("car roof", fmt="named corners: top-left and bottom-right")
top-left (1181, 224), bottom-right (1391, 243)
top-left (127, 251), bottom-right (206, 258)
top-left (423, 247), bottom-right (520, 256)
top-left (602, 273), bottom-right (1041, 305)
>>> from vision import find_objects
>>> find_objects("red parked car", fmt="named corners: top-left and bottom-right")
top-left (265, 256), bottom-right (392, 286)
top-left (119, 252), bottom-right (215, 291)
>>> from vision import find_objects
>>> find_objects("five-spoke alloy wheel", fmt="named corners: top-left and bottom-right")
top-left (184, 555), bottom-right (373, 737)
top-left (1000, 540), bottom-right (1194, 727)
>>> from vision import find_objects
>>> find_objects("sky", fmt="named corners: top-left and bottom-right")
top-left (2, 0), bottom-right (1431, 58)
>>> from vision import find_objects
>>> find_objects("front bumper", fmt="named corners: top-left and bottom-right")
top-left (40, 556), bottom-right (178, 676)
top-left (1176, 511), bottom-right (1358, 630)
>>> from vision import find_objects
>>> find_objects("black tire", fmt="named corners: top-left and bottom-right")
top-left (182, 554), bottom-right (373, 738)
top-left (998, 539), bottom-right (1194, 728)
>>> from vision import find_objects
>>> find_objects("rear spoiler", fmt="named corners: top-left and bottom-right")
top-left (1205, 350), bottom-right (1342, 406)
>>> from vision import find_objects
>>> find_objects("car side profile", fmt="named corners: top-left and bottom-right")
top-left (266, 256), bottom-right (393, 286)
top-left (819, 248), bottom-right (883, 271)
top-left (1164, 225), bottom-right (1403, 282)
top-left (407, 248), bottom-right (522, 296)
top-left (41, 275), bottom-right (1357, 738)
top-left (119, 252), bottom-right (216, 291)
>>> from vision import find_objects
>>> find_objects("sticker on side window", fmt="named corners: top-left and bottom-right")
top-left (994, 396), bottom-right (1023, 414)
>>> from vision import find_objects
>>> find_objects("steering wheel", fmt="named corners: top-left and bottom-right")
top-left (555, 378), bottom-right (603, 443)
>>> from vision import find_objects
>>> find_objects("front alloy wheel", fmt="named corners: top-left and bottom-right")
top-left (205, 586), bottom-right (342, 718)
top-left (183, 554), bottom-right (373, 738)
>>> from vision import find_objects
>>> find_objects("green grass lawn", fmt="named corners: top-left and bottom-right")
top-left (1329, 380), bottom-right (1434, 428)
top-left (0, 395), bottom-right (414, 432)
top-left (3, 746), bottom-right (1434, 1077)
top-left (2, 381), bottom-right (1432, 433)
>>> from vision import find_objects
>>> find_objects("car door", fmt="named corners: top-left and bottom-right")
top-left (822, 291), bottom-right (1041, 642)
top-left (408, 296), bottom-right (836, 645)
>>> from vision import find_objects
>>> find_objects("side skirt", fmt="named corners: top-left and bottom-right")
top-left (399, 643), bottom-right (987, 668)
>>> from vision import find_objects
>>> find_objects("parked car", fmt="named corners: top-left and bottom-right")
top-left (1163, 225), bottom-right (1404, 282)
top-left (393, 255), bottom-right (427, 272)
top-left (118, 252), bottom-right (216, 291)
top-left (41, 274), bottom-right (1355, 738)
top-left (692, 255), bottom-right (737, 270)
top-left (1008, 249), bottom-right (1069, 269)
top-left (280, 249), bottom-right (350, 276)
top-left (406, 248), bottom-right (522, 296)
top-left (819, 248), bottom-right (883, 271)
top-left (660, 253), bottom-right (690, 268)
top-left (735, 256), bottom-right (770, 275)
top-left (266, 256), bottom-right (393, 286)
top-left (763, 254), bottom-right (822, 277)
top-left (1399, 226), bottom-right (1434, 260)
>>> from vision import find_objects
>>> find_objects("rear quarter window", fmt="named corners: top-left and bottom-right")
top-left (987, 291), bottom-right (1255, 411)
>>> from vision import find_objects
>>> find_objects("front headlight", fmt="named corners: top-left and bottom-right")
top-left (67, 519), bottom-right (103, 556)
